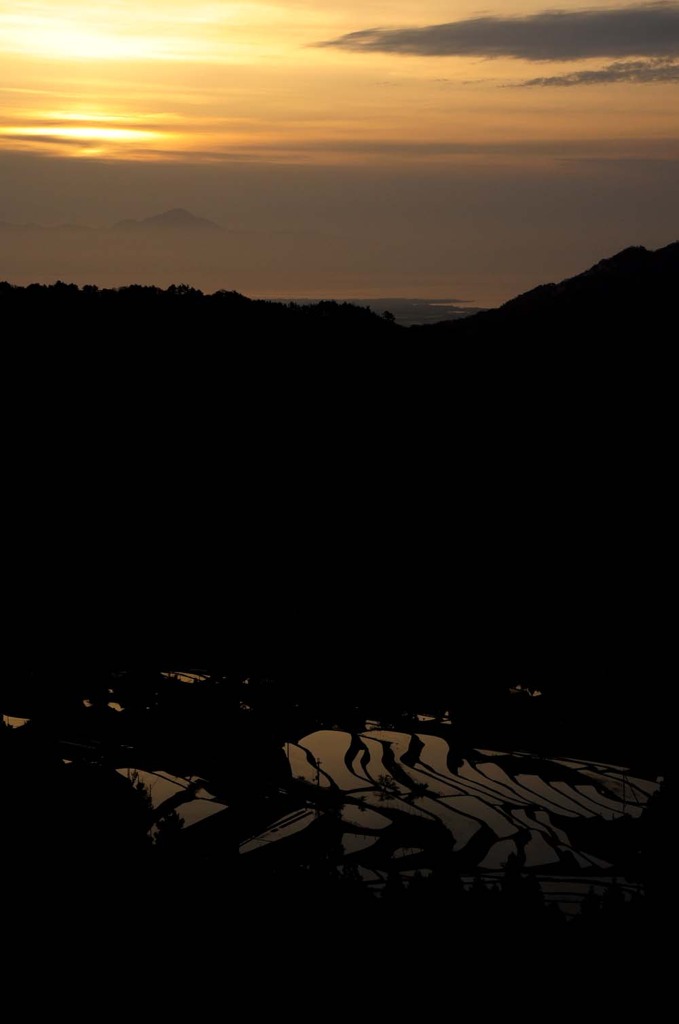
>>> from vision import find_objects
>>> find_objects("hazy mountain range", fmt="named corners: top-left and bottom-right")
top-left (0, 207), bottom-right (480, 322)
top-left (112, 208), bottom-right (222, 233)
top-left (0, 207), bottom-right (221, 233)
top-left (2, 206), bottom-right (675, 328)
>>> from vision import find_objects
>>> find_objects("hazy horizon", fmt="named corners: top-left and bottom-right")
top-left (1, 2), bottom-right (678, 306)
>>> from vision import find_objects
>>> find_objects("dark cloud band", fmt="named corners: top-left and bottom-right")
top-left (521, 57), bottom-right (679, 84)
top-left (318, 3), bottom-right (679, 61)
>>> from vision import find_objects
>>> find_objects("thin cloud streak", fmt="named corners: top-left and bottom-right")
top-left (318, 3), bottom-right (679, 61)
top-left (5, 122), bottom-right (678, 166)
top-left (521, 57), bottom-right (679, 84)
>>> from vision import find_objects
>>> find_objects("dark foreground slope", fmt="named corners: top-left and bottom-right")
top-left (1, 250), bottom-right (673, 729)
top-left (0, 281), bottom-right (401, 339)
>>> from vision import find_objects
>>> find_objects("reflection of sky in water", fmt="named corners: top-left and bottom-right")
top-left (3, 715), bottom-right (30, 728)
top-left (510, 775), bottom-right (582, 817)
top-left (289, 741), bottom-right (332, 788)
top-left (240, 728), bottom-right (662, 911)
top-left (535, 809), bottom-right (569, 844)
top-left (117, 768), bottom-right (227, 832)
top-left (355, 790), bottom-right (432, 820)
top-left (240, 808), bottom-right (317, 853)
top-left (298, 731), bottom-right (374, 791)
top-left (619, 775), bottom-right (661, 797)
top-left (551, 780), bottom-right (620, 817)
top-left (461, 762), bottom-right (534, 806)
top-left (412, 734), bottom-right (458, 779)
top-left (364, 730), bottom-right (414, 755)
top-left (523, 830), bottom-right (560, 868)
top-left (340, 804), bottom-right (391, 830)
top-left (576, 781), bottom-right (644, 816)
top-left (431, 800), bottom-right (484, 848)
top-left (284, 732), bottom-right (661, 846)
top-left (343, 834), bottom-right (380, 855)
top-left (160, 672), bottom-right (208, 684)
top-left (287, 742), bottom-right (318, 784)
top-left (479, 838), bottom-right (517, 870)
top-left (438, 794), bottom-right (517, 840)
top-left (178, 799), bottom-right (225, 828)
top-left (117, 768), bottom-right (184, 808)
top-left (357, 866), bottom-right (384, 884)
top-left (357, 735), bottom-right (401, 786)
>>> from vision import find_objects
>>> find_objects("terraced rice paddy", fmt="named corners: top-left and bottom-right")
top-left (241, 727), bottom-right (661, 914)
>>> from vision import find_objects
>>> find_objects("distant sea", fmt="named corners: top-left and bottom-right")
top-left (263, 297), bottom-right (486, 328)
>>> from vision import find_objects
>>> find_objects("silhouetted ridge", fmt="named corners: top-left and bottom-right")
top-left (0, 280), bottom-right (400, 339)
top-left (413, 241), bottom-right (678, 337)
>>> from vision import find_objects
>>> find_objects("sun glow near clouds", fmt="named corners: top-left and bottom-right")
top-left (0, 1), bottom-right (272, 63)
top-left (0, 103), bottom-right (181, 158)
top-left (1, 123), bottom-right (161, 144)
top-left (0, 1), bottom-right (336, 162)
top-left (1, 2), bottom-right (678, 166)
top-left (0, 0), bottom-right (298, 161)
top-left (0, 103), bottom-right (304, 160)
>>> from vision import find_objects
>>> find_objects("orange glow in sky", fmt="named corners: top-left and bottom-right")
top-left (1, 1), bottom-right (677, 163)
top-left (0, 2), bottom-right (677, 303)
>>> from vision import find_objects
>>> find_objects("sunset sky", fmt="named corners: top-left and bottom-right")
top-left (1, 1), bottom-right (677, 304)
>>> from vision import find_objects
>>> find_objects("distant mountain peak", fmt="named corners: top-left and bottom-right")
top-left (114, 208), bottom-right (221, 231)
top-left (146, 208), bottom-right (218, 228)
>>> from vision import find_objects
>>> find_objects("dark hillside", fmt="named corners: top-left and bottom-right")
top-left (413, 241), bottom-right (678, 340)
top-left (0, 280), bottom-right (401, 340)
top-left (1, 249), bottom-right (672, 733)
